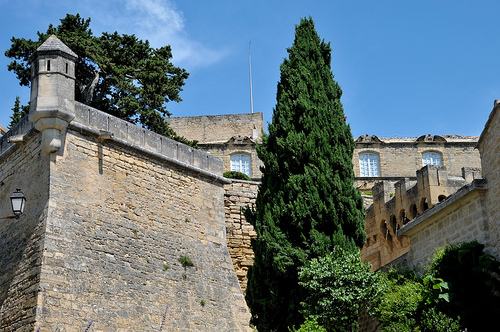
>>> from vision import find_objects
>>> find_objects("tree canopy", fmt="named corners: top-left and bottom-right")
top-left (244, 17), bottom-right (365, 331)
top-left (5, 14), bottom-right (195, 146)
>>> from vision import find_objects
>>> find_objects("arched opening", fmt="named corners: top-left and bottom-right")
top-left (409, 203), bottom-right (418, 219)
top-left (421, 197), bottom-right (429, 212)
top-left (400, 209), bottom-right (409, 225)
top-left (438, 195), bottom-right (447, 203)
top-left (380, 220), bottom-right (388, 239)
top-left (389, 215), bottom-right (397, 233)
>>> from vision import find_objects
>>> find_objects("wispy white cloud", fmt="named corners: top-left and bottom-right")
top-left (87, 0), bottom-right (229, 69)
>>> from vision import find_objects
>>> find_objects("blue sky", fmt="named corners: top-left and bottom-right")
top-left (1, 0), bottom-right (500, 138)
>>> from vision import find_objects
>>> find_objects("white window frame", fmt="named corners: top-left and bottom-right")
top-left (230, 154), bottom-right (252, 177)
top-left (422, 152), bottom-right (442, 166)
top-left (359, 153), bottom-right (380, 177)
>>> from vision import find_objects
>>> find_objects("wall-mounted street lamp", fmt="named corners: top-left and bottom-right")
top-left (10, 189), bottom-right (26, 218)
top-left (1, 189), bottom-right (26, 219)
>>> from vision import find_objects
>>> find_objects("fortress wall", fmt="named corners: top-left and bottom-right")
top-left (0, 121), bottom-right (49, 331)
top-left (224, 180), bottom-right (258, 293)
top-left (168, 113), bottom-right (264, 144)
top-left (34, 128), bottom-right (250, 331)
top-left (361, 165), bottom-right (470, 270)
top-left (479, 102), bottom-right (500, 258)
top-left (402, 182), bottom-right (489, 271)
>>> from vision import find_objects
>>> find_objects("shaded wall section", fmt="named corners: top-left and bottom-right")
top-left (0, 118), bottom-right (49, 331)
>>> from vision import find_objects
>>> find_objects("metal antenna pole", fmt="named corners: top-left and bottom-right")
top-left (249, 41), bottom-right (254, 113)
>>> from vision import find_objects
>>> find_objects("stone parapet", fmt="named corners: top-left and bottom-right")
top-left (73, 102), bottom-right (226, 179)
top-left (168, 113), bottom-right (264, 144)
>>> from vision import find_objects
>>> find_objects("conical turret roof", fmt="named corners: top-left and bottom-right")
top-left (35, 35), bottom-right (78, 59)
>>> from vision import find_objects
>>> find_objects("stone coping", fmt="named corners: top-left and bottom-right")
top-left (1, 103), bottom-right (230, 184)
top-left (397, 178), bottom-right (488, 237)
top-left (0, 116), bottom-right (35, 159)
top-left (71, 102), bottom-right (229, 184)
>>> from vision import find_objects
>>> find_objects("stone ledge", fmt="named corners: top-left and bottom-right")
top-left (69, 120), bottom-right (231, 185)
top-left (73, 102), bottom-right (227, 180)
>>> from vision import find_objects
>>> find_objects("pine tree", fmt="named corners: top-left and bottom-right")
top-left (244, 17), bottom-right (366, 331)
top-left (8, 96), bottom-right (29, 129)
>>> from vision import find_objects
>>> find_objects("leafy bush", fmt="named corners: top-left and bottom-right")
top-left (289, 318), bottom-right (327, 332)
top-left (419, 308), bottom-right (462, 332)
top-left (428, 240), bottom-right (500, 331)
top-left (298, 247), bottom-right (383, 331)
top-left (223, 171), bottom-right (251, 181)
top-left (372, 241), bottom-right (500, 332)
top-left (372, 271), bottom-right (424, 326)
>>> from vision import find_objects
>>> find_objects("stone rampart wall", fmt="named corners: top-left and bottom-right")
top-left (479, 102), bottom-right (500, 258)
top-left (34, 126), bottom-right (250, 330)
top-left (0, 106), bottom-right (252, 331)
top-left (400, 182), bottom-right (489, 271)
top-left (73, 102), bottom-right (225, 177)
top-left (168, 113), bottom-right (264, 144)
top-left (0, 119), bottom-right (49, 331)
top-left (224, 180), bottom-right (258, 293)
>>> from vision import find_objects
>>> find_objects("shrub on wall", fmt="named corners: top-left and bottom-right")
top-left (223, 171), bottom-right (251, 181)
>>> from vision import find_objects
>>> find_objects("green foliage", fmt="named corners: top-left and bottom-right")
top-left (8, 96), bottom-right (29, 129)
top-left (5, 13), bottom-right (197, 147)
top-left (298, 248), bottom-right (383, 331)
top-left (419, 308), bottom-right (462, 332)
top-left (373, 272), bottom-right (462, 332)
top-left (373, 241), bottom-right (500, 332)
top-left (421, 274), bottom-right (450, 304)
top-left (289, 318), bottom-right (327, 332)
top-left (200, 299), bottom-right (206, 307)
top-left (427, 240), bottom-right (500, 331)
top-left (163, 264), bottom-right (169, 271)
top-left (178, 255), bottom-right (194, 268)
top-left (223, 171), bottom-right (251, 181)
top-left (372, 271), bottom-right (425, 327)
top-left (244, 17), bottom-right (365, 331)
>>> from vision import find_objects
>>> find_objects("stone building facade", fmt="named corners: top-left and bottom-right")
top-left (362, 100), bottom-right (500, 272)
top-left (477, 100), bottom-right (500, 259)
top-left (168, 113), bottom-right (265, 181)
top-left (0, 36), bottom-right (250, 331)
top-left (353, 134), bottom-right (481, 192)
top-left (168, 115), bottom-right (481, 189)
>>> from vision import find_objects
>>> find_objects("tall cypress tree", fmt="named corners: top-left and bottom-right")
top-left (245, 17), bottom-right (365, 331)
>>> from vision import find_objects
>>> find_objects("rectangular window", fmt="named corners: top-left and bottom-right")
top-left (230, 154), bottom-right (252, 177)
top-left (359, 153), bottom-right (380, 177)
top-left (422, 152), bottom-right (442, 166)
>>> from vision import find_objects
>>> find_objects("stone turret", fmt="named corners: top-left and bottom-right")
top-left (28, 35), bottom-right (77, 153)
